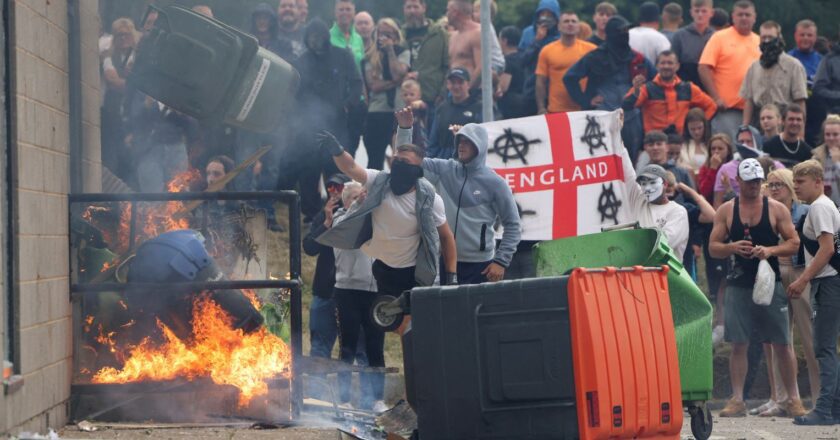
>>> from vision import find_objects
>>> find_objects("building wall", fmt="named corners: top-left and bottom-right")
top-left (0, 0), bottom-right (100, 435)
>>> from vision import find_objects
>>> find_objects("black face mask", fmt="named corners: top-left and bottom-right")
top-left (389, 160), bottom-right (423, 195)
top-left (760, 38), bottom-right (784, 68)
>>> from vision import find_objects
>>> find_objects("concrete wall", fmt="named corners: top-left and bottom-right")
top-left (0, 0), bottom-right (100, 435)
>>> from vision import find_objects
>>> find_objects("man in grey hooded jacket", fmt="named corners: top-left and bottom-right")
top-left (396, 108), bottom-right (521, 283)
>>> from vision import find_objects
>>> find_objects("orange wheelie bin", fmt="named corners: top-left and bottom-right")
top-left (375, 266), bottom-right (685, 439)
top-left (568, 267), bottom-right (682, 440)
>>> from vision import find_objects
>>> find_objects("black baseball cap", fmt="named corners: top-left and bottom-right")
top-left (447, 67), bottom-right (471, 82)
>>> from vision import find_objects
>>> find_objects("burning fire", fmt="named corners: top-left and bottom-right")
top-left (141, 169), bottom-right (201, 239)
top-left (92, 294), bottom-right (291, 406)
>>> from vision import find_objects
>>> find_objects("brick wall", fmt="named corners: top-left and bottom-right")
top-left (0, 0), bottom-right (100, 435)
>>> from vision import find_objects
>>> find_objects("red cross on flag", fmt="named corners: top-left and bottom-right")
top-left (484, 111), bottom-right (629, 241)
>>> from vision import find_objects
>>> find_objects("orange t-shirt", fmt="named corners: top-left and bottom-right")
top-left (536, 39), bottom-right (597, 113)
top-left (698, 27), bottom-right (760, 110)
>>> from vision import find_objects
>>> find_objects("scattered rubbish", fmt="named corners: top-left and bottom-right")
top-left (76, 420), bottom-right (97, 432)
top-left (15, 429), bottom-right (61, 440)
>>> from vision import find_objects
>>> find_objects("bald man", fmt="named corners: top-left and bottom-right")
top-left (355, 11), bottom-right (375, 51)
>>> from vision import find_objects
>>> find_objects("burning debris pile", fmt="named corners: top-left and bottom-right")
top-left (91, 293), bottom-right (291, 406)
top-left (72, 170), bottom-right (295, 418)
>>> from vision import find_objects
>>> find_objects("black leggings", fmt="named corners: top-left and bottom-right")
top-left (363, 112), bottom-right (395, 170)
top-left (335, 288), bottom-right (386, 406)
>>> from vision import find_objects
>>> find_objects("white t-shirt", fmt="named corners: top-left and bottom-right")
top-left (623, 152), bottom-right (690, 257)
top-left (802, 194), bottom-right (840, 279)
top-left (629, 27), bottom-right (672, 64)
top-left (361, 169), bottom-right (447, 268)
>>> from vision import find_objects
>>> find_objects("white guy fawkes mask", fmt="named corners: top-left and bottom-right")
top-left (639, 177), bottom-right (664, 203)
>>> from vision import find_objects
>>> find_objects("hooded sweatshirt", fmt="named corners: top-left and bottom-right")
top-left (296, 19), bottom-right (363, 135)
top-left (251, 3), bottom-right (293, 59)
top-left (519, 0), bottom-right (562, 104)
top-left (397, 124), bottom-right (521, 267)
top-left (565, 16), bottom-right (656, 112)
top-left (518, 0), bottom-right (561, 51)
top-left (814, 46), bottom-right (840, 114)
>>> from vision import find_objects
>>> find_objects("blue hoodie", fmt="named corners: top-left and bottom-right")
top-left (397, 125), bottom-right (521, 267)
top-left (519, 0), bottom-right (561, 107)
top-left (518, 0), bottom-right (561, 51)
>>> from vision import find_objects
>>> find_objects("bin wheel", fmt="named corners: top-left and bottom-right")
top-left (370, 295), bottom-right (404, 332)
top-left (689, 404), bottom-right (713, 440)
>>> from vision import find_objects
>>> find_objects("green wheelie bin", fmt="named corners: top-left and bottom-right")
top-left (534, 227), bottom-right (714, 439)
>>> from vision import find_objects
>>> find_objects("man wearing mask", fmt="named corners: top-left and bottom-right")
top-left (709, 158), bottom-right (804, 418)
top-left (286, 19), bottom-right (362, 221)
top-left (698, 0), bottom-right (760, 139)
top-left (565, 15), bottom-right (656, 160)
top-left (317, 132), bottom-right (458, 295)
top-left (740, 21), bottom-right (808, 127)
top-left (622, 155), bottom-right (690, 259)
top-left (636, 131), bottom-right (696, 198)
top-left (276, 0), bottom-right (304, 56)
top-left (403, 0), bottom-right (449, 109)
top-left (395, 108), bottom-right (521, 284)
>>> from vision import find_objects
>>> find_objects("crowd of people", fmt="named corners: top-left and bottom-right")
top-left (99, 0), bottom-right (840, 424)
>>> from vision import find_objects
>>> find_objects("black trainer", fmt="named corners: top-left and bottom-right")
top-left (793, 411), bottom-right (836, 426)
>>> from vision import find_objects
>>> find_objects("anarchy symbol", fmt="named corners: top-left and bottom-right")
top-left (516, 202), bottom-right (537, 219)
top-left (492, 128), bottom-right (541, 164)
top-left (598, 183), bottom-right (622, 225)
top-left (581, 115), bottom-right (608, 155)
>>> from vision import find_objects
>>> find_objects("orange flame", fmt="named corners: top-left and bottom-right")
top-left (242, 289), bottom-right (262, 310)
top-left (92, 295), bottom-right (291, 406)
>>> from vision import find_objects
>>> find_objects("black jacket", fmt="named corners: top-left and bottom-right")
top-left (303, 210), bottom-right (336, 299)
top-left (295, 47), bottom-right (362, 136)
top-left (427, 93), bottom-right (483, 159)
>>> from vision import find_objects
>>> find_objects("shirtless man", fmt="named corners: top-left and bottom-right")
top-left (447, 0), bottom-right (482, 89)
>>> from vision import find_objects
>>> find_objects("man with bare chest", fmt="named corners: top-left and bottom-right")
top-left (709, 158), bottom-right (806, 418)
top-left (447, 0), bottom-right (482, 89)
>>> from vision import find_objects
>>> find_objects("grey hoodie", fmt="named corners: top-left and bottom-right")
top-left (398, 124), bottom-right (521, 266)
top-left (332, 209), bottom-right (377, 292)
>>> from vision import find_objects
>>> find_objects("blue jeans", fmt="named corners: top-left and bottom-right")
top-left (309, 296), bottom-right (338, 358)
top-left (811, 276), bottom-right (840, 416)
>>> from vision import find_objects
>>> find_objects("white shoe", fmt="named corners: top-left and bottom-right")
top-left (372, 400), bottom-right (389, 413)
top-left (712, 325), bottom-right (725, 346)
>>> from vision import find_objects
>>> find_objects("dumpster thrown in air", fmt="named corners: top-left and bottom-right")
top-left (534, 228), bottom-right (714, 405)
top-left (130, 5), bottom-right (299, 133)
